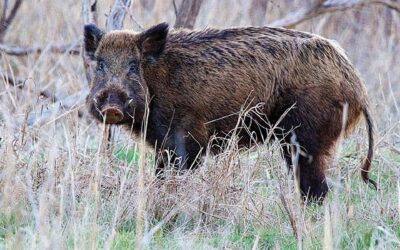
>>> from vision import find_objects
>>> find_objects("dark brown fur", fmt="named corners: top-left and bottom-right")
top-left (84, 23), bottom-right (376, 203)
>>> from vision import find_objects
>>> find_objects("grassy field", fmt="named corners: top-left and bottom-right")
top-left (0, 0), bottom-right (399, 249)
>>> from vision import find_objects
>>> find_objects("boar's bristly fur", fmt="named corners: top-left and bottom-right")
top-left (84, 22), bottom-right (376, 203)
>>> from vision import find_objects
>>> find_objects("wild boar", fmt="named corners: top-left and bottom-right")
top-left (84, 22), bottom-right (376, 202)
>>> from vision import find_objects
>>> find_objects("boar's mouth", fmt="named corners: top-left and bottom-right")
top-left (89, 94), bottom-right (136, 125)
top-left (101, 105), bottom-right (124, 124)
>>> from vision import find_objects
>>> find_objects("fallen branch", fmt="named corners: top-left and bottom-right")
top-left (269, 0), bottom-right (400, 28)
top-left (0, 43), bottom-right (80, 56)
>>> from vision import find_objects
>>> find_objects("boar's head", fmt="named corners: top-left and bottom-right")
top-left (84, 22), bottom-right (169, 124)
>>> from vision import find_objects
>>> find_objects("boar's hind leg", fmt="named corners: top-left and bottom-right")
top-left (273, 93), bottom-right (344, 203)
top-left (277, 106), bottom-right (332, 204)
top-left (281, 132), bottom-right (329, 203)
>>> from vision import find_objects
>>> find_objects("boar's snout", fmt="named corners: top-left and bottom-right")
top-left (101, 106), bottom-right (124, 124)
top-left (92, 90), bottom-right (129, 124)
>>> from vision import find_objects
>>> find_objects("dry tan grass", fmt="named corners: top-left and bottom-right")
top-left (0, 0), bottom-right (399, 249)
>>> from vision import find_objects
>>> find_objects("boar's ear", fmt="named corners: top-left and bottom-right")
top-left (139, 22), bottom-right (169, 62)
top-left (84, 24), bottom-right (104, 60)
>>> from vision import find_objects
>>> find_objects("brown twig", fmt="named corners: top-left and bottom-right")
top-left (174, 0), bottom-right (204, 29)
top-left (0, 43), bottom-right (80, 56)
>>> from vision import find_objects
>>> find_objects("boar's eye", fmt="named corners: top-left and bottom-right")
top-left (128, 60), bottom-right (139, 74)
top-left (96, 60), bottom-right (106, 73)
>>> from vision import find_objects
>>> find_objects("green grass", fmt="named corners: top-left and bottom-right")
top-left (114, 145), bottom-right (140, 165)
top-left (111, 231), bottom-right (136, 250)
top-left (108, 224), bottom-right (298, 249)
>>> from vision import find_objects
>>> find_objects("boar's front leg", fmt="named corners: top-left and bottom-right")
top-left (155, 127), bottom-right (202, 178)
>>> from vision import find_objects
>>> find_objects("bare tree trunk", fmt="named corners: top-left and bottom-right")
top-left (174, 0), bottom-right (204, 29)
top-left (249, 0), bottom-right (269, 26)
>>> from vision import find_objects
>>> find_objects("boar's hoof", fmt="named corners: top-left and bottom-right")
top-left (101, 106), bottom-right (124, 124)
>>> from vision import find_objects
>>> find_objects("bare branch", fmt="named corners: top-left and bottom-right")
top-left (123, 2), bottom-right (144, 30)
top-left (0, 43), bottom-right (80, 56)
top-left (106, 0), bottom-right (133, 31)
top-left (269, 0), bottom-right (400, 28)
top-left (268, 0), bottom-right (325, 28)
top-left (174, 0), bottom-right (204, 29)
top-left (0, 0), bottom-right (23, 42)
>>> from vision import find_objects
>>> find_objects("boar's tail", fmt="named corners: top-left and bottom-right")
top-left (361, 107), bottom-right (377, 190)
